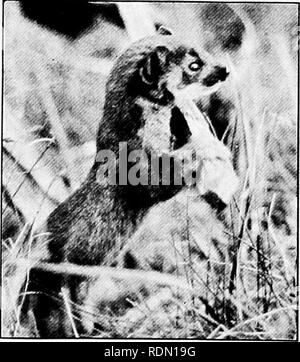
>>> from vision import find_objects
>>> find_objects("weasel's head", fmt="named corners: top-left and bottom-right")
top-left (102, 35), bottom-right (230, 156)
top-left (107, 34), bottom-right (229, 105)
top-left (127, 35), bottom-right (230, 104)
top-left (129, 36), bottom-right (230, 150)
top-left (164, 47), bottom-right (230, 101)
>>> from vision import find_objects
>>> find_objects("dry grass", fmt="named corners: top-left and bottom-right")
top-left (2, 3), bottom-right (298, 339)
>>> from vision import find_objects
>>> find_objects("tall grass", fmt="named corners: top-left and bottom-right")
top-left (2, 2), bottom-right (298, 339)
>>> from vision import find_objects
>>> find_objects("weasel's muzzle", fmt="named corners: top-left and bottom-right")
top-left (203, 66), bottom-right (229, 87)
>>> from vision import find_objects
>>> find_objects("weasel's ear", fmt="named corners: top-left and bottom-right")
top-left (156, 25), bottom-right (173, 36)
top-left (140, 46), bottom-right (169, 85)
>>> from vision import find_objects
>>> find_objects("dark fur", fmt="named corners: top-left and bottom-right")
top-left (24, 35), bottom-right (226, 337)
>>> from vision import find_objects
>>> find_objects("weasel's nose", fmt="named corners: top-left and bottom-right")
top-left (203, 66), bottom-right (229, 87)
top-left (215, 66), bottom-right (229, 81)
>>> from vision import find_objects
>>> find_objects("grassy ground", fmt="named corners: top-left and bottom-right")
top-left (2, 3), bottom-right (298, 339)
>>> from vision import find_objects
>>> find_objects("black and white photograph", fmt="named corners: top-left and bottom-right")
top-left (1, 1), bottom-right (298, 341)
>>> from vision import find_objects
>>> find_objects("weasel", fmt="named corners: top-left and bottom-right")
top-left (25, 33), bottom-right (229, 337)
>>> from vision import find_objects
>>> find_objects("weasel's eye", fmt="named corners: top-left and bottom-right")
top-left (188, 62), bottom-right (201, 71)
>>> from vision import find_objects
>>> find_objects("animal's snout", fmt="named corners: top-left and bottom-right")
top-left (215, 66), bottom-right (229, 81)
top-left (203, 66), bottom-right (229, 87)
